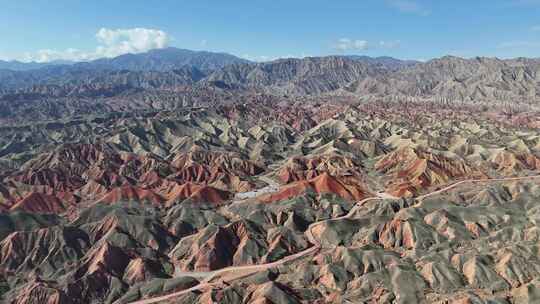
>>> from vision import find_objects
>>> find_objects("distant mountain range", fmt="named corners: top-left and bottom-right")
top-left (0, 48), bottom-right (418, 72)
top-left (0, 48), bottom-right (249, 72)
top-left (75, 47), bottom-right (251, 72)
top-left (0, 48), bottom-right (539, 106)
top-left (0, 59), bottom-right (74, 71)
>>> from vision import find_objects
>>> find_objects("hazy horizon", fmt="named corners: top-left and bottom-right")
top-left (2, 46), bottom-right (540, 66)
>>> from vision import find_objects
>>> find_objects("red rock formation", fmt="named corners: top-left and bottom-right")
top-left (81, 242), bottom-right (130, 277)
top-left (489, 150), bottom-right (540, 173)
top-left (11, 168), bottom-right (85, 192)
top-left (123, 257), bottom-right (158, 284)
top-left (376, 147), bottom-right (480, 197)
top-left (9, 192), bottom-right (71, 213)
top-left (74, 180), bottom-right (109, 199)
top-left (158, 181), bottom-right (232, 206)
top-left (96, 185), bottom-right (163, 205)
top-left (60, 242), bottom-right (131, 302)
top-left (278, 154), bottom-right (364, 184)
top-left (171, 147), bottom-right (263, 175)
top-left (168, 147), bottom-right (262, 192)
top-left (260, 172), bottom-right (370, 203)
top-left (172, 220), bottom-right (265, 272)
top-left (12, 279), bottom-right (70, 304)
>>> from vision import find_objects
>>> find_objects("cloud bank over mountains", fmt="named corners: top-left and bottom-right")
top-left (21, 27), bottom-right (170, 63)
top-left (333, 38), bottom-right (401, 51)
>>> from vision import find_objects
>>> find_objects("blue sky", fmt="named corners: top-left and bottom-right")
top-left (1, 0), bottom-right (540, 62)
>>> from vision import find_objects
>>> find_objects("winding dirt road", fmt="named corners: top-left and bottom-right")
top-left (125, 174), bottom-right (540, 304)
top-left (416, 175), bottom-right (540, 200)
top-left (125, 246), bottom-right (321, 304)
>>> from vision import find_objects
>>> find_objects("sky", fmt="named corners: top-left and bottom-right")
top-left (1, 0), bottom-right (540, 62)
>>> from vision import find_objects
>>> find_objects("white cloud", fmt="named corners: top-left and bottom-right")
top-left (22, 48), bottom-right (95, 63)
top-left (240, 54), bottom-right (305, 62)
top-left (386, 0), bottom-right (430, 16)
top-left (200, 39), bottom-right (208, 47)
top-left (241, 54), bottom-right (265, 62)
top-left (241, 54), bottom-right (279, 62)
top-left (334, 38), bottom-right (370, 51)
top-left (20, 27), bottom-right (170, 63)
top-left (379, 40), bottom-right (401, 49)
top-left (94, 28), bottom-right (169, 58)
top-left (333, 38), bottom-right (401, 52)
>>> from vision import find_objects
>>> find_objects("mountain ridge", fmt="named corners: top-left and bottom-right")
top-left (1, 50), bottom-right (540, 114)
top-left (0, 47), bottom-right (250, 72)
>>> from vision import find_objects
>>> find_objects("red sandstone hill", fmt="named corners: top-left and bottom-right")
top-left (170, 147), bottom-right (263, 176)
top-left (170, 220), bottom-right (267, 272)
top-left (74, 180), bottom-right (109, 200)
top-left (9, 279), bottom-right (69, 304)
top-left (169, 147), bottom-right (262, 192)
top-left (9, 192), bottom-right (71, 213)
top-left (489, 150), bottom-right (540, 173)
top-left (159, 181), bottom-right (232, 206)
top-left (3, 143), bottom-right (258, 213)
top-left (138, 174), bottom-right (232, 205)
top-left (96, 185), bottom-right (164, 206)
top-left (260, 172), bottom-right (371, 203)
top-left (14, 143), bottom-right (173, 190)
top-left (169, 163), bottom-right (254, 192)
top-left (187, 185), bottom-right (232, 205)
top-left (375, 147), bottom-right (483, 197)
top-left (11, 168), bottom-right (85, 192)
top-left (277, 154), bottom-right (364, 184)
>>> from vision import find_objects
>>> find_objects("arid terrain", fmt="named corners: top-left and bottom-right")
top-left (1, 49), bottom-right (540, 304)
